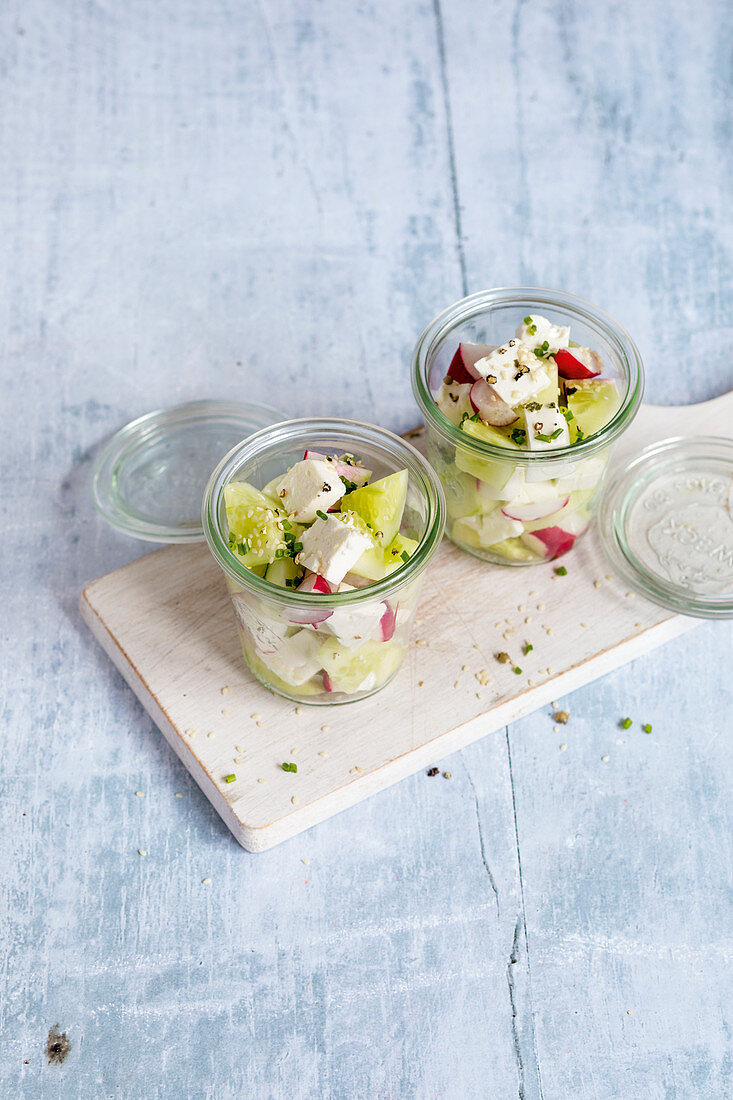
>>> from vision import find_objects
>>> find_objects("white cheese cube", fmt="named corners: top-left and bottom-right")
top-left (474, 341), bottom-right (552, 407)
top-left (461, 509), bottom-right (524, 546)
top-left (476, 466), bottom-right (529, 503)
top-left (435, 380), bottom-right (474, 426)
top-left (515, 314), bottom-right (571, 351)
top-left (257, 629), bottom-right (323, 686)
top-left (554, 456), bottom-right (607, 493)
top-left (521, 404), bottom-right (571, 451)
top-left (232, 596), bottom-right (289, 654)
top-left (322, 584), bottom-right (384, 649)
top-left (296, 514), bottom-right (373, 586)
top-left (276, 459), bottom-right (345, 523)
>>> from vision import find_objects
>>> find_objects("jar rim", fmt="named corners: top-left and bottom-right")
top-left (202, 417), bottom-right (446, 606)
top-left (411, 286), bottom-right (645, 463)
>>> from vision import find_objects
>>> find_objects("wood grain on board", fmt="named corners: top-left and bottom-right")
top-left (80, 392), bottom-right (732, 850)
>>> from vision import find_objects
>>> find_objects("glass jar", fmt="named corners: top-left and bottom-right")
top-left (202, 418), bottom-right (446, 704)
top-left (411, 287), bottom-right (644, 566)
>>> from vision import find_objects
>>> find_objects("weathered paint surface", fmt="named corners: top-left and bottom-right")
top-left (1, 1), bottom-right (731, 1097)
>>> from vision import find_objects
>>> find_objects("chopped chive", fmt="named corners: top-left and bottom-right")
top-left (224, 774), bottom-right (236, 783)
top-left (293, 541), bottom-right (303, 553)
top-left (555, 565), bottom-right (568, 576)
top-left (400, 550), bottom-right (410, 563)
top-left (523, 315), bottom-right (532, 325)
top-left (642, 723), bottom-right (652, 734)
top-left (513, 666), bottom-right (522, 675)
top-left (523, 643), bottom-right (533, 654)
top-left (316, 510), bottom-right (328, 522)
top-left (281, 519), bottom-right (292, 530)
top-left (621, 717), bottom-right (632, 730)
top-left (281, 761), bottom-right (297, 773)
top-left (274, 548), bottom-right (286, 558)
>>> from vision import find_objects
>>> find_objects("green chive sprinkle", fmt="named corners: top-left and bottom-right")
top-left (400, 550), bottom-right (410, 563)
top-left (225, 774), bottom-right (236, 783)
top-left (281, 762), bottom-right (297, 773)
top-left (642, 723), bottom-right (652, 734)
top-left (513, 666), bottom-right (522, 675)
top-left (282, 519), bottom-right (291, 530)
top-left (523, 643), bottom-right (533, 654)
top-left (621, 717), bottom-right (632, 730)
top-left (293, 541), bottom-right (303, 553)
top-left (555, 565), bottom-right (568, 576)
top-left (316, 510), bottom-right (328, 522)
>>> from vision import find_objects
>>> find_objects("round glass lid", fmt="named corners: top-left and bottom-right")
top-left (93, 400), bottom-right (284, 542)
top-left (599, 436), bottom-right (733, 619)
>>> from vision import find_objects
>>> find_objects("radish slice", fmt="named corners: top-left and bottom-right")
top-left (303, 450), bottom-right (371, 487)
top-left (502, 496), bottom-right (569, 522)
top-left (555, 347), bottom-right (602, 380)
top-left (287, 572), bottom-right (333, 625)
top-left (469, 378), bottom-right (518, 426)
top-left (447, 342), bottom-right (495, 385)
top-left (521, 514), bottom-right (589, 559)
top-left (323, 671), bottom-right (334, 692)
top-left (377, 603), bottom-right (396, 642)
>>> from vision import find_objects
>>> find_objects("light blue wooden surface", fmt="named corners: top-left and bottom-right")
top-left (1, 1), bottom-right (731, 1096)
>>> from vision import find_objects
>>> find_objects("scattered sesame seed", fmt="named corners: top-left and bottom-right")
top-left (545, 626), bottom-right (553, 635)
top-left (295, 707), bottom-right (301, 715)
top-left (473, 643), bottom-right (480, 649)
top-left (554, 710), bottom-right (569, 724)
top-left (415, 639), bottom-right (427, 647)
top-left (220, 686), bottom-right (231, 696)
top-left (546, 666), bottom-right (553, 674)
top-left (202, 877), bottom-right (212, 885)
top-left (528, 679), bottom-right (535, 686)
top-left (462, 664), bottom-right (469, 671)
top-left (234, 757), bottom-right (244, 764)
top-left (536, 602), bottom-right (545, 611)
top-left (220, 709), bottom-right (230, 716)
top-left (601, 755), bottom-right (610, 763)
top-left (494, 621), bottom-right (503, 629)
top-left (453, 680), bottom-right (461, 689)
top-left (251, 713), bottom-right (262, 720)
top-left (138, 848), bottom-right (147, 856)
top-left (349, 767), bottom-right (358, 774)
top-left (256, 721), bottom-right (264, 728)
top-left (554, 725), bottom-right (560, 733)
top-left (301, 858), bottom-right (310, 865)
top-left (175, 793), bottom-right (184, 798)
top-left (318, 751), bottom-right (328, 757)
top-left (635, 622), bottom-right (644, 628)
top-left (625, 592), bottom-right (633, 598)
top-left (235, 745), bottom-right (244, 753)
top-left (529, 590), bottom-right (538, 597)
top-left (605, 574), bottom-right (612, 581)
top-left (552, 700), bottom-right (559, 707)
top-left (476, 669), bottom-right (492, 685)
top-left (321, 724), bottom-right (331, 732)
top-left (207, 731), bottom-right (215, 739)
top-left (593, 580), bottom-right (601, 589)
top-left (560, 743), bottom-right (567, 752)
top-left (257, 778), bottom-right (266, 784)
top-left (354, 765), bottom-right (362, 772)
top-left (525, 616), bottom-right (532, 623)
top-left (291, 796), bottom-right (298, 805)
top-left (443, 771), bottom-right (451, 779)
top-left (185, 728), bottom-right (196, 737)
top-left (580, 622), bottom-right (588, 628)
top-left (476, 692), bottom-right (483, 699)
top-left (505, 618), bottom-right (513, 625)
top-left (135, 791), bottom-right (145, 798)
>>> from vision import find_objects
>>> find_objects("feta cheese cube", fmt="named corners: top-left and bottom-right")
top-left (276, 459), bottom-right (345, 522)
top-left (473, 341), bottom-right (552, 407)
top-left (515, 314), bottom-right (571, 351)
top-left (322, 585), bottom-right (384, 649)
top-left (232, 596), bottom-right (289, 653)
top-left (257, 628), bottom-right (323, 686)
top-left (461, 509), bottom-right (524, 547)
top-left (521, 404), bottom-right (571, 451)
top-left (296, 514), bottom-right (373, 586)
top-left (435, 380), bottom-right (474, 426)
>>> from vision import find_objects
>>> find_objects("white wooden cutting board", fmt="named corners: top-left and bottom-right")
top-left (80, 392), bottom-right (733, 851)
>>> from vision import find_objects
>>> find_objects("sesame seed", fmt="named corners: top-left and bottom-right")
top-left (635, 622), bottom-right (644, 628)
top-left (494, 621), bottom-right (502, 629)
top-left (580, 622), bottom-right (588, 628)
top-left (552, 700), bottom-right (559, 707)
top-left (175, 793), bottom-right (184, 798)
top-left (220, 709), bottom-right (230, 716)
top-left (415, 639), bottom-right (427, 647)
top-left (321, 724), bottom-right (331, 732)
top-left (525, 616), bottom-right (532, 623)
top-left (202, 877), bottom-right (212, 885)
top-left (476, 692), bottom-right (483, 699)
top-left (291, 796), bottom-right (298, 805)
top-left (593, 580), bottom-right (601, 589)
top-left (138, 848), bottom-right (147, 856)
top-left (560, 744), bottom-right (567, 752)
top-left (234, 757), bottom-right (244, 764)
top-left (135, 791), bottom-right (145, 798)
top-left (443, 771), bottom-right (451, 779)
top-left (256, 721), bottom-right (263, 728)
top-left (185, 728), bottom-right (196, 737)
top-left (462, 664), bottom-right (469, 671)
top-left (536, 603), bottom-right (545, 610)
top-left (601, 755), bottom-right (610, 763)
top-left (605, 575), bottom-right (612, 581)
top-left (476, 669), bottom-right (491, 686)
top-left (518, 604), bottom-right (525, 612)
top-left (220, 686), bottom-right (231, 696)
top-left (301, 858), bottom-right (310, 865)
top-left (251, 713), bottom-right (262, 720)
top-left (318, 751), bottom-right (327, 757)
top-left (453, 680), bottom-right (461, 689)
top-left (545, 626), bottom-right (553, 635)
top-left (553, 725), bottom-right (560, 734)
top-left (295, 707), bottom-right (301, 715)
top-left (207, 731), bottom-right (215, 739)
top-left (527, 679), bottom-right (534, 686)
top-left (529, 590), bottom-right (538, 596)
top-left (625, 592), bottom-right (633, 598)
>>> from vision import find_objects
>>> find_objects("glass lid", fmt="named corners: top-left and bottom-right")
top-left (93, 399), bottom-right (284, 542)
top-left (599, 436), bottom-right (733, 619)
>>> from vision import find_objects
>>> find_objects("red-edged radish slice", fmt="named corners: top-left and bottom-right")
top-left (447, 342), bottom-right (494, 385)
top-left (555, 347), bottom-right (602, 380)
top-left (303, 450), bottom-right (371, 487)
top-left (502, 496), bottom-right (569, 522)
top-left (469, 378), bottom-right (518, 426)
top-left (521, 514), bottom-right (589, 559)
top-left (288, 572), bottom-right (333, 625)
top-left (377, 603), bottom-right (396, 642)
top-left (323, 670), bottom-right (334, 692)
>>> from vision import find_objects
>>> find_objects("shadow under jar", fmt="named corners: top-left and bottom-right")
top-left (203, 418), bottom-right (445, 704)
top-left (411, 287), bottom-right (644, 566)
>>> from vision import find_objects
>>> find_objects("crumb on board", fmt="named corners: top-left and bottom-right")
top-left (476, 669), bottom-right (492, 685)
top-left (138, 848), bottom-right (147, 856)
top-left (554, 710), bottom-right (569, 724)
top-left (560, 743), bottom-right (567, 752)
top-left (175, 793), bottom-right (183, 798)
top-left (318, 751), bottom-right (328, 757)
top-left (601, 754), bottom-right (610, 763)
top-left (418, 680), bottom-right (424, 686)
top-left (202, 877), bottom-right (212, 885)
top-left (185, 728), bottom-right (196, 737)
top-left (135, 791), bottom-right (145, 798)
top-left (220, 709), bottom-right (230, 716)
top-left (220, 686), bottom-right (231, 696)
top-left (443, 771), bottom-right (451, 779)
